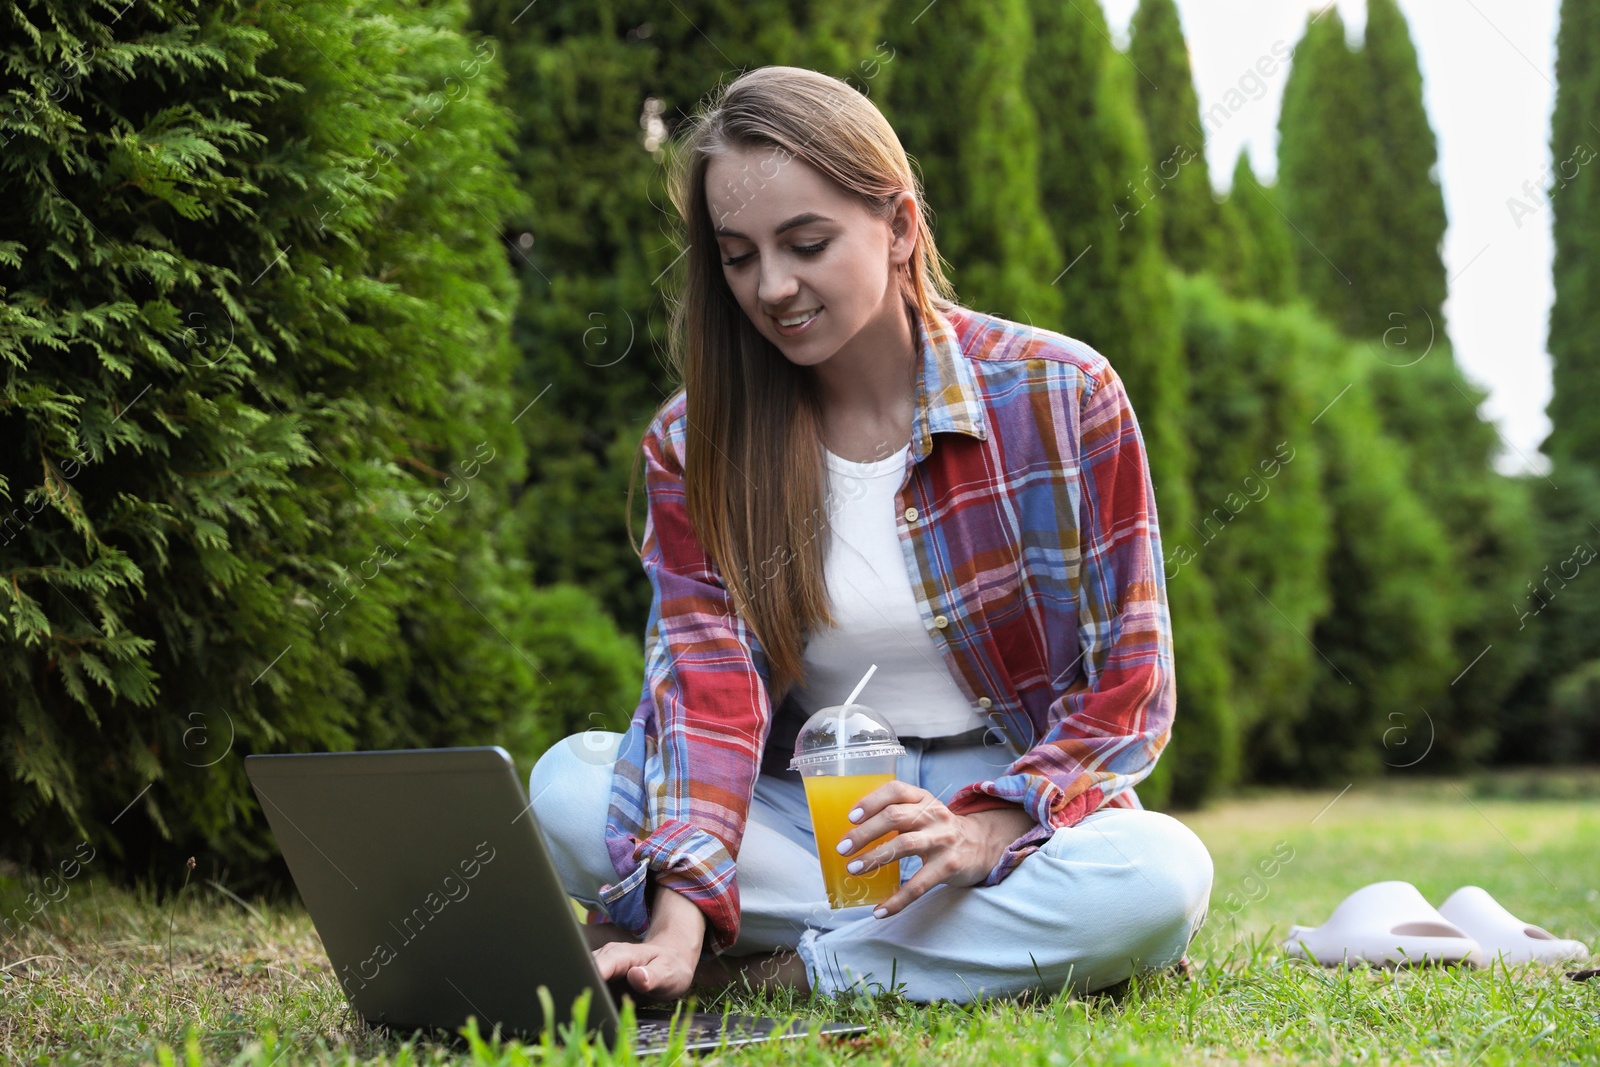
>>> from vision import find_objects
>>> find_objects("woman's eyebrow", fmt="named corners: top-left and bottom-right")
top-left (713, 211), bottom-right (835, 239)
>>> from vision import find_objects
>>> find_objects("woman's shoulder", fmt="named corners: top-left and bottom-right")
top-left (640, 387), bottom-right (690, 472)
top-left (942, 303), bottom-right (1118, 397)
top-left (649, 386), bottom-right (689, 430)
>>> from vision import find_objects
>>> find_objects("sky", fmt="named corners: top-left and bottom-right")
top-left (1097, 0), bottom-right (1564, 476)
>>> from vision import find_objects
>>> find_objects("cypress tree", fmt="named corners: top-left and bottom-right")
top-left (466, 0), bottom-right (673, 640)
top-left (0, 0), bottom-right (639, 881)
top-left (1208, 167), bottom-right (1256, 303)
top-left (1292, 366), bottom-right (1459, 783)
top-left (1173, 273), bottom-right (1485, 784)
top-left (1498, 464), bottom-right (1600, 764)
top-left (1278, 0), bottom-right (1448, 336)
top-left (1364, 350), bottom-right (1541, 769)
top-left (1024, 0), bottom-right (1186, 494)
top-left (876, 0), bottom-right (1063, 326)
top-left (1172, 273), bottom-right (1331, 772)
top-left (1546, 0), bottom-right (1600, 469)
top-left (1500, 0), bottom-right (1600, 762)
top-left (1261, 317), bottom-right (1458, 783)
top-left (1276, 8), bottom-right (1380, 337)
top-left (1362, 0), bottom-right (1449, 337)
top-left (1219, 149), bottom-right (1299, 305)
top-left (1362, 0), bottom-right (1539, 769)
top-left (1024, 0), bottom-right (1235, 807)
top-left (1127, 0), bottom-right (1224, 274)
top-left (1279, 2), bottom-right (1541, 771)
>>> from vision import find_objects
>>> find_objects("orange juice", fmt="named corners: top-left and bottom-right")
top-left (802, 772), bottom-right (899, 908)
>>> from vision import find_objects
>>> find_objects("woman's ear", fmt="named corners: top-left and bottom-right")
top-left (889, 192), bottom-right (918, 266)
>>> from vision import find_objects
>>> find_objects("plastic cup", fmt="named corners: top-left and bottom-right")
top-left (789, 703), bottom-right (907, 909)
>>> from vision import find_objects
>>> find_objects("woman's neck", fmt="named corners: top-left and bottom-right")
top-left (813, 300), bottom-right (919, 463)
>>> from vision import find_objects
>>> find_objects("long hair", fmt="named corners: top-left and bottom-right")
top-left (626, 65), bottom-right (958, 708)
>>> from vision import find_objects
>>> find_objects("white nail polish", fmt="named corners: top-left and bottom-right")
top-left (873, 907), bottom-right (888, 919)
top-left (836, 839), bottom-right (853, 855)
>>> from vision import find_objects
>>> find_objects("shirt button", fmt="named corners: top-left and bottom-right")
top-left (904, 507), bottom-right (919, 523)
top-left (978, 696), bottom-right (993, 709)
top-left (933, 614), bottom-right (949, 629)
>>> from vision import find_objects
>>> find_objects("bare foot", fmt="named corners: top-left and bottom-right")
top-left (692, 948), bottom-right (812, 996)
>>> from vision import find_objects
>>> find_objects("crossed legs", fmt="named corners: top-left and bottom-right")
top-left (528, 731), bottom-right (1213, 1003)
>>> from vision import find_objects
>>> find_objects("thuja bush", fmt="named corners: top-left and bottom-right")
top-left (0, 0), bottom-right (640, 888)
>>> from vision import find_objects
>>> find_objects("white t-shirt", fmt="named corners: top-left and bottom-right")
top-left (789, 442), bottom-right (988, 738)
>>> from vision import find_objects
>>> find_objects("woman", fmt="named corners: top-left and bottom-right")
top-left (529, 65), bottom-right (1213, 1004)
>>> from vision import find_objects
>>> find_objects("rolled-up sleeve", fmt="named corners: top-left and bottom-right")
top-left (605, 406), bottom-right (774, 954)
top-left (946, 364), bottom-right (1175, 883)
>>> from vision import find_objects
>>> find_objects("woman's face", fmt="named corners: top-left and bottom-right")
top-left (705, 145), bottom-right (914, 368)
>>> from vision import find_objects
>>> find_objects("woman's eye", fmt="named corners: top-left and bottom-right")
top-left (720, 242), bottom-right (829, 268)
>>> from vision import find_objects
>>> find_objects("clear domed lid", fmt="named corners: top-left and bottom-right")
top-left (789, 703), bottom-right (906, 770)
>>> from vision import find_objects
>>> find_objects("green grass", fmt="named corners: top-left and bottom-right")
top-left (3, 768), bottom-right (1597, 1065)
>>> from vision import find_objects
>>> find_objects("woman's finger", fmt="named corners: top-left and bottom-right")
top-left (848, 829), bottom-right (928, 875)
top-left (594, 942), bottom-right (692, 1000)
top-left (847, 780), bottom-right (927, 824)
top-left (634, 956), bottom-right (693, 1000)
top-left (592, 941), bottom-right (648, 982)
top-left (873, 858), bottom-right (949, 918)
top-left (838, 793), bottom-right (944, 858)
top-left (628, 964), bottom-right (658, 995)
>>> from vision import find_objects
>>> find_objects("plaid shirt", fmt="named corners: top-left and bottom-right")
top-left (600, 303), bottom-right (1175, 953)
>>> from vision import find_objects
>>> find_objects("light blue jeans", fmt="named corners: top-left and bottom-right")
top-left (528, 730), bottom-right (1213, 1003)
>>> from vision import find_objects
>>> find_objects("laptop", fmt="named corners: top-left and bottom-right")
top-left (244, 745), bottom-right (869, 1053)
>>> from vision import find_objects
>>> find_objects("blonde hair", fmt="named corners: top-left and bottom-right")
top-left (628, 65), bottom-right (958, 705)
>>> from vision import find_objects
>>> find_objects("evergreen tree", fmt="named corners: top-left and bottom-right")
top-left (1363, 349), bottom-right (1541, 769)
top-left (1498, 464), bottom-right (1600, 763)
top-left (1128, 0), bottom-right (1225, 274)
top-left (1497, 0), bottom-right (1600, 764)
top-left (1173, 270), bottom-right (1465, 783)
top-left (1362, 0), bottom-right (1450, 337)
top-left (1275, 320), bottom-right (1459, 782)
top-left (1172, 273), bottom-right (1331, 773)
top-left (1024, 0), bottom-right (1184, 494)
top-left (1361, 0), bottom-right (1539, 769)
top-left (1218, 149), bottom-right (1299, 305)
top-left (1279, 2), bottom-right (1541, 772)
top-left (1501, 0), bottom-right (1600, 763)
top-left (1208, 168), bottom-right (1257, 302)
top-left (876, 0), bottom-right (1063, 326)
top-left (1023, 0), bottom-right (1235, 807)
top-left (0, 0), bottom-right (639, 882)
top-left (1276, 7), bottom-right (1380, 337)
top-left (467, 0), bottom-right (673, 640)
top-left (1278, 1), bottom-right (1448, 336)
top-left (1546, 0), bottom-right (1600, 469)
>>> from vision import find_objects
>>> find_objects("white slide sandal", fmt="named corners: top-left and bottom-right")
top-left (1283, 880), bottom-right (1486, 968)
top-left (1436, 886), bottom-right (1592, 966)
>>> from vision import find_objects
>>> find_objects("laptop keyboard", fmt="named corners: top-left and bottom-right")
top-left (633, 1017), bottom-right (724, 1047)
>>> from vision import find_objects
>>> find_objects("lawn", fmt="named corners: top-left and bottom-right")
top-left (3, 769), bottom-right (1597, 1065)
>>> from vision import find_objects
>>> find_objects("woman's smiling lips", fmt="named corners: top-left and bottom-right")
top-left (772, 307), bottom-right (822, 337)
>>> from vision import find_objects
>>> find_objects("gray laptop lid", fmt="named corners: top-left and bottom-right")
top-left (245, 746), bottom-right (620, 1042)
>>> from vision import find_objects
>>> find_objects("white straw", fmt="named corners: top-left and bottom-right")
top-left (843, 663), bottom-right (878, 709)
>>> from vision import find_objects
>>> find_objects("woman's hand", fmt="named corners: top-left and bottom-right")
top-left (590, 882), bottom-right (705, 1001)
top-left (835, 781), bottom-right (1036, 918)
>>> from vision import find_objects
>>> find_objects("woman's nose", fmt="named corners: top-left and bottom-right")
top-left (758, 261), bottom-right (799, 307)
